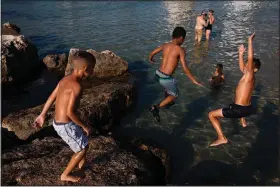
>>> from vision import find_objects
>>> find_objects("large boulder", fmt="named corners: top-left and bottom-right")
top-left (1, 23), bottom-right (41, 85)
top-left (42, 53), bottom-right (68, 77)
top-left (1, 136), bottom-right (166, 185)
top-left (65, 48), bottom-right (128, 79)
top-left (2, 81), bottom-right (136, 140)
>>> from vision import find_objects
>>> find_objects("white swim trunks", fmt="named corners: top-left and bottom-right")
top-left (53, 120), bottom-right (88, 153)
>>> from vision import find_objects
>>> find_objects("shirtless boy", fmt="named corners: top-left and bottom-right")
top-left (210, 63), bottom-right (224, 88)
top-left (208, 32), bottom-right (261, 146)
top-left (33, 51), bottom-right (96, 182)
top-left (195, 10), bottom-right (209, 43)
top-left (149, 27), bottom-right (203, 122)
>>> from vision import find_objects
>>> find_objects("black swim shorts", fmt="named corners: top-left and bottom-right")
top-left (222, 104), bottom-right (254, 118)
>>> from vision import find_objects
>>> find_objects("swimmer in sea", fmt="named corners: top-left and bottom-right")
top-left (33, 51), bottom-right (96, 182)
top-left (195, 10), bottom-right (209, 43)
top-left (205, 9), bottom-right (215, 40)
top-left (149, 27), bottom-right (203, 122)
top-left (208, 32), bottom-right (261, 146)
top-left (209, 63), bottom-right (224, 89)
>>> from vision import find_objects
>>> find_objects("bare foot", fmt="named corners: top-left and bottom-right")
top-left (210, 138), bottom-right (228, 147)
top-left (61, 174), bottom-right (81, 182)
top-left (240, 118), bottom-right (247, 128)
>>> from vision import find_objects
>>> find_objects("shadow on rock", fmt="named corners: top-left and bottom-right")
top-left (112, 126), bottom-right (194, 185)
top-left (1, 127), bottom-right (24, 150)
top-left (2, 69), bottom-right (59, 118)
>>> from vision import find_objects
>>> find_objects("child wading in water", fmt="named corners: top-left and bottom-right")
top-left (33, 51), bottom-right (96, 182)
top-left (210, 63), bottom-right (224, 89)
top-left (149, 27), bottom-right (203, 122)
top-left (208, 32), bottom-right (261, 146)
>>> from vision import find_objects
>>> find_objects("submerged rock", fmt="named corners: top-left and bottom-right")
top-left (42, 53), bottom-right (67, 77)
top-left (1, 23), bottom-right (41, 85)
top-left (1, 136), bottom-right (166, 186)
top-left (2, 81), bottom-right (136, 140)
top-left (65, 48), bottom-right (128, 79)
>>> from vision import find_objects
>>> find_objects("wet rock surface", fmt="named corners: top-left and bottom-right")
top-left (1, 136), bottom-right (166, 186)
top-left (65, 48), bottom-right (128, 79)
top-left (1, 23), bottom-right (41, 85)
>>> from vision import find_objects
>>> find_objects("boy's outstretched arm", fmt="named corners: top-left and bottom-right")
top-left (238, 44), bottom-right (246, 73)
top-left (179, 49), bottom-right (203, 86)
top-left (247, 32), bottom-right (255, 72)
top-left (149, 45), bottom-right (164, 63)
top-left (33, 84), bottom-right (59, 128)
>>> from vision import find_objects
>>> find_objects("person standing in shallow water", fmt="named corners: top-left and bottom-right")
top-left (205, 9), bottom-right (215, 40)
top-left (33, 51), bottom-right (96, 182)
top-left (195, 10), bottom-right (209, 43)
top-left (208, 32), bottom-right (261, 147)
top-left (149, 27), bottom-right (203, 122)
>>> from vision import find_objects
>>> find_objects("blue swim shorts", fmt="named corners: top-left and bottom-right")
top-left (53, 120), bottom-right (88, 153)
top-left (155, 70), bottom-right (179, 97)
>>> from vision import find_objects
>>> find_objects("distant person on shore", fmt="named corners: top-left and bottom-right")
top-left (195, 10), bottom-right (209, 43)
top-left (149, 27), bottom-right (203, 122)
top-left (209, 63), bottom-right (224, 89)
top-left (208, 33), bottom-right (261, 146)
top-left (33, 51), bottom-right (96, 182)
top-left (205, 9), bottom-right (215, 40)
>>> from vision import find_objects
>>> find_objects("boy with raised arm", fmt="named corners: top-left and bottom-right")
top-left (33, 51), bottom-right (96, 182)
top-left (149, 27), bottom-right (203, 122)
top-left (208, 33), bottom-right (261, 146)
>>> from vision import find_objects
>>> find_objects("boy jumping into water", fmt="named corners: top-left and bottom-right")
top-left (149, 27), bottom-right (203, 122)
top-left (210, 63), bottom-right (224, 88)
top-left (208, 32), bottom-right (261, 146)
top-left (33, 51), bottom-right (96, 182)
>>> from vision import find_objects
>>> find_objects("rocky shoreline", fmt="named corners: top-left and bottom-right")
top-left (1, 23), bottom-right (169, 185)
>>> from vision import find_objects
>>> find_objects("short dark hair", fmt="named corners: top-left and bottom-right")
top-left (172, 27), bottom-right (186, 39)
top-left (209, 9), bottom-right (214, 13)
top-left (253, 57), bottom-right (261, 70)
top-left (216, 63), bottom-right (223, 69)
top-left (73, 50), bottom-right (96, 64)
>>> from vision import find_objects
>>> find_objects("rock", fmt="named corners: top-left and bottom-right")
top-left (1, 22), bottom-right (20, 35)
top-left (65, 48), bottom-right (128, 79)
top-left (112, 135), bottom-right (170, 183)
top-left (1, 136), bottom-right (166, 185)
top-left (1, 127), bottom-right (24, 150)
top-left (1, 23), bottom-right (41, 85)
top-left (2, 81), bottom-right (136, 140)
top-left (43, 53), bottom-right (67, 77)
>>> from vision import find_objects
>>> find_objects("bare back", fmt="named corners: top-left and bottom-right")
top-left (235, 68), bottom-right (255, 106)
top-left (55, 75), bottom-right (81, 123)
top-left (160, 43), bottom-right (182, 75)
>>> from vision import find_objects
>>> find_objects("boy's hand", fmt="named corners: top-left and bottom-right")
top-left (238, 44), bottom-right (246, 54)
top-left (193, 80), bottom-right (204, 87)
top-left (83, 125), bottom-right (92, 136)
top-left (248, 32), bottom-right (255, 41)
top-left (33, 114), bottom-right (45, 129)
